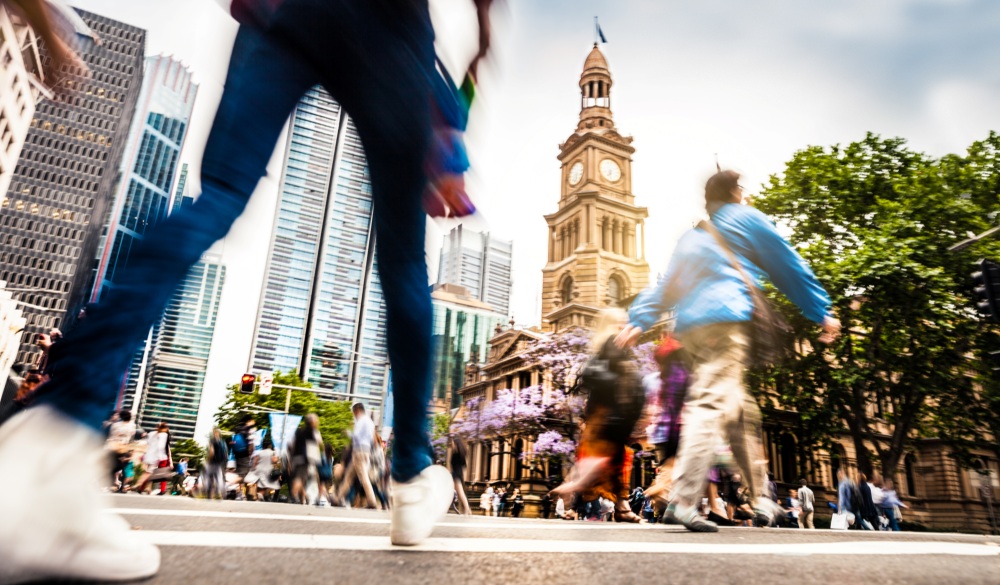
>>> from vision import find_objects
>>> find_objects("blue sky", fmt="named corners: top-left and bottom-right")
top-left (67, 0), bottom-right (1000, 439)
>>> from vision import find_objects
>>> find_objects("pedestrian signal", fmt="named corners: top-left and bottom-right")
top-left (239, 373), bottom-right (256, 394)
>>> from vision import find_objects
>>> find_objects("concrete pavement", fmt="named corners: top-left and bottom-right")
top-left (101, 494), bottom-right (999, 585)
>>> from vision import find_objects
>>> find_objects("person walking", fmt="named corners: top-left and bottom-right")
top-left (136, 422), bottom-right (172, 495)
top-left (492, 488), bottom-right (502, 517)
top-left (540, 493), bottom-right (553, 519)
top-left (481, 486), bottom-right (494, 517)
top-left (797, 478), bottom-right (815, 529)
top-left (551, 310), bottom-right (647, 524)
top-left (204, 427), bottom-right (229, 500)
top-left (245, 438), bottom-right (280, 501)
top-left (837, 468), bottom-right (858, 528)
top-left (105, 410), bottom-right (136, 492)
top-left (858, 473), bottom-right (879, 530)
top-left (641, 338), bottom-right (689, 513)
top-left (511, 488), bottom-right (525, 518)
top-left (616, 169), bottom-right (841, 532)
top-left (880, 479), bottom-right (906, 532)
top-left (0, 0), bottom-right (496, 578)
top-left (231, 415), bottom-right (256, 500)
top-left (289, 414), bottom-right (323, 505)
top-left (449, 436), bottom-right (472, 515)
top-left (336, 403), bottom-right (381, 509)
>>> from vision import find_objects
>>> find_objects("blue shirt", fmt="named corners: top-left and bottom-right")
top-left (628, 203), bottom-right (832, 334)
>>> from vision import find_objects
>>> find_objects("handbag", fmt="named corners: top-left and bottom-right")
top-left (830, 512), bottom-right (849, 530)
top-left (698, 220), bottom-right (794, 367)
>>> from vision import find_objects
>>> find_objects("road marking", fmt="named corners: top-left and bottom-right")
top-left (134, 530), bottom-right (1000, 556)
top-left (109, 508), bottom-right (657, 531)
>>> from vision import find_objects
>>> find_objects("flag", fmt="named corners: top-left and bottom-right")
top-left (596, 18), bottom-right (608, 43)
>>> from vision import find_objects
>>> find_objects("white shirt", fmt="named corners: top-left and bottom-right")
top-left (143, 431), bottom-right (169, 465)
top-left (555, 497), bottom-right (566, 517)
top-left (352, 415), bottom-right (375, 451)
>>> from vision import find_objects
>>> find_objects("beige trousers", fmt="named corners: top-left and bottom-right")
top-left (799, 510), bottom-right (815, 529)
top-left (337, 450), bottom-right (380, 509)
top-left (670, 322), bottom-right (767, 508)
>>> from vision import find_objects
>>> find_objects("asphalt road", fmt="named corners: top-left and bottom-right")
top-left (92, 494), bottom-right (1000, 585)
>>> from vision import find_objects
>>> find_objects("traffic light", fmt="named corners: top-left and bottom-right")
top-left (239, 373), bottom-right (256, 394)
top-left (972, 259), bottom-right (1000, 322)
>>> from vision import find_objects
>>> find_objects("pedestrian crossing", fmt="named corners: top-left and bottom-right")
top-left (111, 507), bottom-right (1000, 557)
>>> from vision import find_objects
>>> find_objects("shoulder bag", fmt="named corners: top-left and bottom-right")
top-left (698, 220), bottom-right (793, 367)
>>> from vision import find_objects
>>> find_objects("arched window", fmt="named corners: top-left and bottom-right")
top-left (904, 453), bottom-right (917, 497)
top-left (560, 277), bottom-right (574, 305)
top-left (608, 275), bottom-right (623, 303)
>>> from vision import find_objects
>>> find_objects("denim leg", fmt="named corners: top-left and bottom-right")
top-left (281, 1), bottom-right (436, 482)
top-left (35, 25), bottom-right (316, 431)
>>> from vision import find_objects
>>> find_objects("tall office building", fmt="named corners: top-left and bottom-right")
top-left (92, 55), bottom-right (197, 301)
top-left (430, 283), bottom-right (507, 411)
top-left (437, 225), bottom-right (513, 317)
top-left (0, 10), bottom-right (144, 367)
top-left (0, 3), bottom-right (49, 202)
top-left (249, 87), bottom-right (388, 412)
top-left (135, 255), bottom-right (225, 440)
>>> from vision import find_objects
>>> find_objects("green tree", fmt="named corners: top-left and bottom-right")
top-left (171, 439), bottom-right (205, 465)
top-left (751, 132), bottom-right (1000, 479)
top-left (213, 371), bottom-right (356, 455)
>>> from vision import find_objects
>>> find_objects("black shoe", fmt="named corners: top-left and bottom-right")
top-left (707, 511), bottom-right (736, 527)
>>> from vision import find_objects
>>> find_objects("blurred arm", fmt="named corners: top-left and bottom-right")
top-left (744, 209), bottom-right (832, 324)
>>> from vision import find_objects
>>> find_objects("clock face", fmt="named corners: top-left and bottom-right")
top-left (600, 159), bottom-right (622, 182)
top-left (568, 162), bottom-right (584, 186)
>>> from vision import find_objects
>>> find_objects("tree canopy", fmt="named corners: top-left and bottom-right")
top-left (751, 131), bottom-right (1000, 478)
top-left (213, 371), bottom-right (356, 456)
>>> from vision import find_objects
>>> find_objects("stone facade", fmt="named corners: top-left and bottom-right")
top-left (541, 45), bottom-right (649, 332)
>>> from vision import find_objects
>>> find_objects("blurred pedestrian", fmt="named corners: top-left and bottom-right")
top-left (231, 415), bottom-right (256, 500)
top-left (797, 478), bottom-right (815, 529)
top-left (837, 468), bottom-right (858, 528)
top-left (204, 427), bottom-right (229, 500)
top-left (0, 0), bottom-right (497, 578)
top-left (481, 486), bottom-right (494, 516)
top-left (880, 479), bottom-right (906, 532)
top-left (136, 422), bottom-right (172, 495)
top-left (335, 403), bottom-right (381, 509)
top-left (551, 310), bottom-right (646, 524)
top-left (289, 414), bottom-right (322, 505)
top-left (858, 473), bottom-right (879, 531)
top-left (641, 337), bottom-right (689, 513)
top-left (540, 493), bottom-right (552, 519)
top-left (617, 169), bottom-right (841, 532)
top-left (511, 488), bottom-right (525, 518)
top-left (449, 436), bottom-right (472, 515)
top-left (245, 438), bottom-right (280, 501)
top-left (105, 411), bottom-right (136, 491)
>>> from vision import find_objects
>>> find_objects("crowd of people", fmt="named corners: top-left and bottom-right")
top-left (97, 404), bottom-right (394, 510)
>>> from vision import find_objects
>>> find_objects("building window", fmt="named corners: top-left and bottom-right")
top-left (608, 275), bottom-right (623, 303)
top-left (904, 453), bottom-right (917, 497)
top-left (560, 277), bottom-right (574, 305)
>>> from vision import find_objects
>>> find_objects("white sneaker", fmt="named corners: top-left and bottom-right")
top-left (389, 465), bottom-right (453, 546)
top-left (753, 497), bottom-right (782, 527)
top-left (0, 406), bottom-right (161, 583)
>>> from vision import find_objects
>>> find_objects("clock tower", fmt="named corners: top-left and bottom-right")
top-left (541, 44), bottom-right (651, 331)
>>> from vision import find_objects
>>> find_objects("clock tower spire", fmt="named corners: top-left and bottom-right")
top-left (540, 44), bottom-right (651, 332)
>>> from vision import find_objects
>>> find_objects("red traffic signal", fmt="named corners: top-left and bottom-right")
top-left (239, 373), bottom-right (256, 394)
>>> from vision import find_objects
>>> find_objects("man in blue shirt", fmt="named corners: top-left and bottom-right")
top-left (617, 169), bottom-right (840, 532)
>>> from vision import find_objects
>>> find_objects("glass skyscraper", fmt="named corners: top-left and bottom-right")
top-left (249, 87), bottom-right (388, 413)
top-left (430, 284), bottom-right (507, 410)
top-left (92, 55), bottom-right (197, 301)
top-left (437, 225), bottom-right (513, 317)
top-left (135, 255), bottom-right (225, 440)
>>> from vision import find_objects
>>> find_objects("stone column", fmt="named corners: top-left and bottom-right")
top-left (603, 217), bottom-right (611, 251)
top-left (614, 220), bottom-right (623, 255)
top-left (548, 227), bottom-right (555, 262)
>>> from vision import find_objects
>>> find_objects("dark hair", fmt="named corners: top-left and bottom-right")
top-left (799, 478), bottom-right (807, 486)
top-left (242, 414), bottom-right (254, 424)
top-left (119, 411), bottom-right (132, 422)
top-left (157, 421), bottom-right (168, 431)
top-left (352, 403), bottom-right (365, 413)
top-left (705, 170), bottom-right (741, 206)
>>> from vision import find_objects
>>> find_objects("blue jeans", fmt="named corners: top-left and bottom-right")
top-left (882, 507), bottom-right (900, 531)
top-left (36, 0), bottom-right (436, 483)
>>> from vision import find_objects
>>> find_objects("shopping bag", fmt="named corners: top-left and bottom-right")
top-left (830, 512), bottom-right (849, 530)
